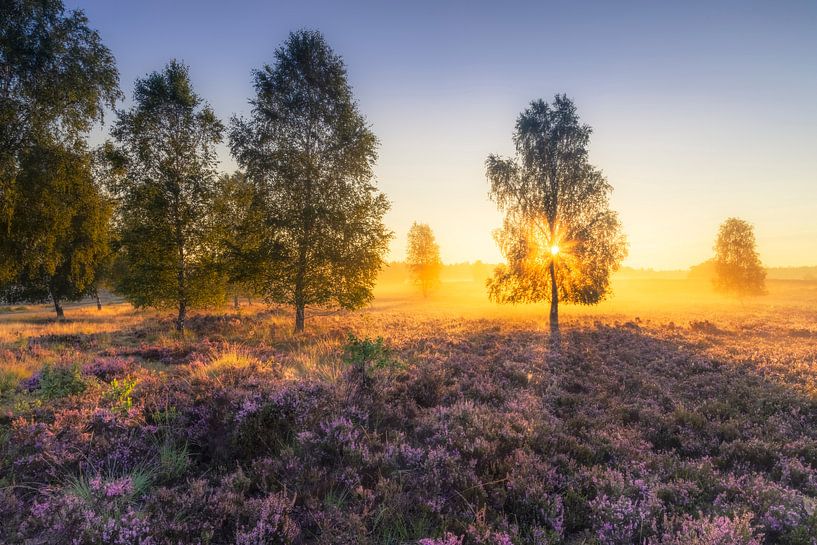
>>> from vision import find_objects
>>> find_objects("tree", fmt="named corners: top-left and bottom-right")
top-left (229, 30), bottom-right (392, 332)
top-left (486, 95), bottom-right (627, 336)
top-left (406, 222), bottom-right (442, 297)
top-left (106, 61), bottom-right (226, 331)
top-left (713, 218), bottom-right (766, 297)
top-left (211, 171), bottom-right (267, 309)
top-left (0, 142), bottom-right (111, 318)
top-left (1, 0), bottom-right (119, 222)
top-left (0, 0), bottom-right (119, 308)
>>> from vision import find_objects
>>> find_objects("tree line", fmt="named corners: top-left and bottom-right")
top-left (0, 1), bottom-right (766, 335)
top-left (0, 3), bottom-right (390, 332)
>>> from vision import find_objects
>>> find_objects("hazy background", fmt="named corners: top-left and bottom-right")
top-left (66, 0), bottom-right (817, 269)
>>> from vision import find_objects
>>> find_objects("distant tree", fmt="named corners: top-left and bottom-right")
top-left (0, 0), bottom-right (118, 304)
top-left (406, 222), bottom-right (442, 297)
top-left (486, 95), bottom-right (627, 335)
top-left (0, 143), bottom-right (111, 318)
top-left (712, 218), bottom-right (766, 297)
top-left (106, 61), bottom-right (226, 331)
top-left (229, 30), bottom-right (392, 332)
top-left (212, 171), bottom-right (268, 309)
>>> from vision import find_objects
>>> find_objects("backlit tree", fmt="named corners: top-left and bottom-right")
top-left (106, 61), bottom-right (226, 331)
top-left (406, 222), bottom-right (442, 297)
top-left (486, 95), bottom-right (627, 335)
top-left (713, 218), bottom-right (766, 297)
top-left (229, 30), bottom-right (392, 332)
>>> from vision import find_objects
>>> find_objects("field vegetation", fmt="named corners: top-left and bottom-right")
top-left (2, 271), bottom-right (817, 544)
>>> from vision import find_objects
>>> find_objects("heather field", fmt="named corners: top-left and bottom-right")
top-left (1, 276), bottom-right (817, 544)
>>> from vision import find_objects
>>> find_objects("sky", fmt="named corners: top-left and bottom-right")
top-left (66, 0), bottom-right (817, 269)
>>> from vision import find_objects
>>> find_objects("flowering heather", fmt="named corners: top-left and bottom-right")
top-left (1, 301), bottom-right (817, 544)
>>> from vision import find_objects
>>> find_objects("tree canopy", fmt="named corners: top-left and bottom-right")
top-left (229, 30), bottom-right (391, 332)
top-left (1, 0), bottom-right (119, 207)
top-left (0, 142), bottom-right (111, 317)
top-left (211, 171), bottom-right (269, 307)
top-left (486, 95), bottom-right (627, 333)
top-left (106, 60), bottom-right (226, 330)
top-left (406, 222), bottom-right (442, 297)
top-left (713, 217), bottom-right (766, 297)
top-left (0, 0), bottom-right (119, 317)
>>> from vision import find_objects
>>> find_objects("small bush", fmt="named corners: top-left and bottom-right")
top-left (105, 376), bottom-right (138, 413)
top-left (38, 364), bottom-right (87, 399)
top-left (343, 334), bottom-right (401, 377)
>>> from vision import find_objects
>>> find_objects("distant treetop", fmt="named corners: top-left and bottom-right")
top-left (713, 217), bottom-right (766, 297)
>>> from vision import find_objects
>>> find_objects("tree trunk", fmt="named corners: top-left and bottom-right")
top-left (174, 198), bottom-right (187, 333)
top-left (549, 260), bottom-right (560, 343)
top-left (48, 281), bottom-right (65, 319)
top-left (233, 294), bottom-right (239, 310)
top-left (294, 302), bottom-right (305, 333)
top-left (294, 236), bottom-right (307, 333)
top-left (176, 300), bottom-right (186, 332)
top-left (94, 288), bottom-right (102, 311)
top-left (53, 295), bottom-right (64, 319)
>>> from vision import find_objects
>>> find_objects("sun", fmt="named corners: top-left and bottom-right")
top-left (550, 244), bottom-right (560, 256)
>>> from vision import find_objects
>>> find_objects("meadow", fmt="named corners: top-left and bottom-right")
top-left (2, 270), bottom-right (817, 544)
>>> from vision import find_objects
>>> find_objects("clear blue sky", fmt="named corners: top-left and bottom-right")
top-left (67, 0), bottom-right (817, 269)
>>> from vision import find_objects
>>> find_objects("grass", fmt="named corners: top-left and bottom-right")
top-left (1, 274), bottom-right (817, 543)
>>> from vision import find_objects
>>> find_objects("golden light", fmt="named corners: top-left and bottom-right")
top-left (550, 244), bottom-right (560, 256)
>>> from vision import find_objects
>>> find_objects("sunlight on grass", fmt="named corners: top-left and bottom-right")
top-left (195, 345), bottom-right (260, 378)
top-left (288, 336), bottom-right (345, 381)
top-left (0, 363), bottom-right (32, 396)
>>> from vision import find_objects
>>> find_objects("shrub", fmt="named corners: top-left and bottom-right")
top-left (235, 492), bottom-right (299, 545)
top-left (38, 364), bottom-right (87, 399)
top-left (105, 376), bottom-right (138, 414)
top-left (649, 513), bottom-right (762, 545)
top-left (82, 357), bottom-right (133, 381)
top-left (343, 334), bottom-right (392, 370)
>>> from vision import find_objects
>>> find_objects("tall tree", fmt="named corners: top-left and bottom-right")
top-left (486, 95), bottom-right (627, 335)
top-left (0, 142), bottom-right (111, 318)
top-left (229, 30), bottom-right (392, 332)
top-left (106, 61), bottom-right (226, 331)
top-left (406, 222), bottom-right (442, 297)
top-left (0, 0), bottom-right (119, 301)
top-left (212, 171), bottom-right (268, 309)
top-left (713, 217), bottom-right (766, 297)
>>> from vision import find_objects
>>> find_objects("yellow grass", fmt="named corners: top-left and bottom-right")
top-left (0, 272), bottom-right (815, 396)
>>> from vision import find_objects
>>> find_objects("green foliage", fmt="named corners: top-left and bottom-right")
top-left (343, 334), bottom-right (400, 376)
top-left (485, 95), bottom-right (627, 326)
top-left (0, 0), bottom-right (119, 293)
top-left (211, 172), bottom-right (267, 303)
top-left (39, 363), bottom-right (87, 399)
top-left (158, 440), bottom-right (190, 480)
top-left (0, 0), bottom-right (119, 186)
top-left (105, 376), bottom-right (137, 413)
top-left (406, 222), bottom-right (442, 297)
top-left (105, 60), bottom-right (226, 330)
top-left (713, 217), bottom-right (767, 297)
top-left (0, 143), bottom-right (112, 316)
top-left (229, 30), bottom-right (392, 332)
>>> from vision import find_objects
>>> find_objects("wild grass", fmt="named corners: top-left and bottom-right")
top-left (1, 276), bottom-right (817, 543)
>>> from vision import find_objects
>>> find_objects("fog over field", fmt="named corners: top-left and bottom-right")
top-left (3, 1), bottom-right (817, 543)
